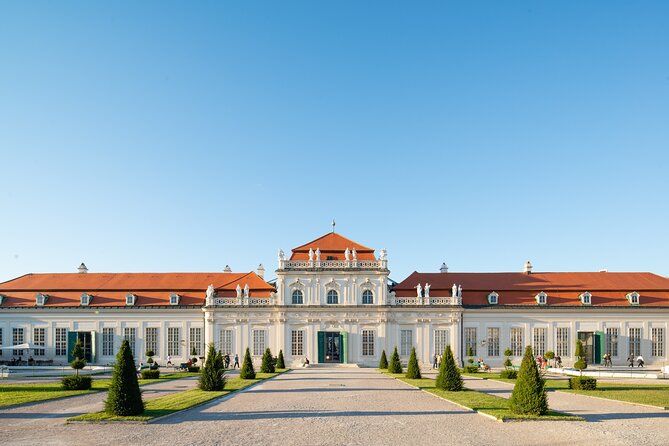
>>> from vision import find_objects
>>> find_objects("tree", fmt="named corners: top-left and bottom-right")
top-left (467, 346), bottom-right (474, 357)
top-left (71, 340), bottom-right (86, 376)
top-left (105, 339), bottom-right (144, 416)
top-left (574, 340), bottom-right (587, 374)
top-left (504, 348), bottom-right (513, 369)
top-left (276, 350), bottom-right (285, 369)
top-left (145, 349), bottom-right (156, 369)
top-left (435, 345), bottom-right (463, 391)
top-left (191, 346), bottom-right (199, 365)
top-left (405, 347), bottom-right (421, 379)
top-left (544, 351), bottom-right (555, 367)
top-left (240, 347), bottom-right (256, 379)
top-left (388, 347), bottom-right (402, 374)
top-left (378, 350), bottom-right (388, 369)
top-left (260, 348), bottom-right (275, 373)
top-left (509, 345), bottom-right (548, 416)
top-left (199, 343), bottom-right (225, 391)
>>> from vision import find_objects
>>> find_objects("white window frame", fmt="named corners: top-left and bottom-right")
top-left (510, 327), bottom-right (523, 357)
top-left (125, 293), bottom-right (136, 306)
top-left (487, 291), bottom-right (499, 305)
top-left (189, 327), bottom-right (202, 356)
top-left (218, 329), bottom-right (233, 355)
top-left (606, 327), bottom-right (619, 357)
top-left (629, 327), bottom-right (641, 357)
top-left (400, 329), bottom-right (413, 356)
top-left (434, 329), bottom-right (449, 356)
top-left (487, 327), bottom-right (500, 357)
top-left (291, 330), bottom-right (304, 356)
top-left (464, 327), bottom-right (477, 356)
top-left (627, 292), bottom-right (640, 305)
top-left (535, 291), bottom-right (547, 305)
top-left (253, 329), bottom-right (266, 356)
top-left (145, 327), bottom-right (158, 356)
top-left (13, 327), bottom-right (25, 356)
top-left (532, 327), bottom-right (546, 357)
top-left (326, 290), bottom-right (339, 305)
top-left (361, 329), bottom-right (375, 356)
top-left (556, 327), bottom-right (569, 357)
top-left (167, 327), bottom-right (181, 357)
top-left (652, 328), bottom-right (665, 357)
top-left (579, 291), bottom-right (592, 305)
top-left (291, 290), bottom-right (304, 305)
top-left (362, 290), bottom-right (374, 305)
top-left (170, 293), bottom-right (180, 305)
top-left (55, 327), bottom-right (68, 357)
top-left (33, 327), bottom-right (46, 356)
top-left (124, 327), bottom-right (137, 358)
top-left (102, 327), bottom-right (115, 357)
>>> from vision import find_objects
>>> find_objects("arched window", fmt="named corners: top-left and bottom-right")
top-left (362, 290), bottom-right (373, 305)
top-left (292, 289), bottom-right (303, 305)
top-left (327, 289), bottom-right (339, 305)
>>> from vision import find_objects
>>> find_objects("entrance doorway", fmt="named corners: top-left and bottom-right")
top-left (68, 331), bottom-right (95, 362)
top-left (325, 332), bottom-right (340, 363)
top-left (317, 331), bottom-right (348, 364)
top-left (577, 331), bottom-right (603, 365)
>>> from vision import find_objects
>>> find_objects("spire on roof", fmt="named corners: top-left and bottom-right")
top-left (223, 265), bottom-right (232, 273)
top-left (331, 219), bottom-right (336, 233)
top-left (78, 263), bottom-right (88, 274)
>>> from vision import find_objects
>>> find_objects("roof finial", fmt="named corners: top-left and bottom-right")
top-left (331, 219), bottom-right (336, 233)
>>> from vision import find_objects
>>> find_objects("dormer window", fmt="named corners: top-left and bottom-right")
top-left (579, 292), bottom-right (592, 306)
top-left (626, 291), bottom-right (640, 306)
top-left (170, 293), bottom-right (180, 305)
top-left (80, 293), bottom-right (92, 306)
top-left (0, 294), bottom-right (6, 305)
top-left (35, 293), bottom-right (47, 306)
top-left (535, 291), bottom-right (547, 305)
top-left (126, 293), bottom-right (136, 306)
top-left (488, 291), bottom-right (499, 305)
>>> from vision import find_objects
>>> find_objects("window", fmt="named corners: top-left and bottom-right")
top-left (13, 328), bottom-right (24, 356)
top-left (533, 327), bottom-right (546, 357)
top-left (434, 329), bottom-right (449, 356)
top-left (125, 293), bottom-right (136, 306)
top-left (124, 327), bottom-right (137, 357)
top-left (362, 290), bottom-right (374, 305)
top-left (510, 327), bottom-right (523, 356)
top-left (579, 292), bottom-right (592, 305)
top-left (253, 329), bottom-right (266, 356)
top-left (33, 328), bottom-right (45, 356)
top-left (145, 327), bottom-right (158, 356)
top-left (400, 329), bottom-right (413, 356)
top-left (556, 327), bottom-right (569, 357)
top-left (170, 293), bottom-right (180, 305)
top-left (606, 328), bottom-right (619, 357)
top-left (167, 327), bottom-right (180, 356)
top-left (327, 290), bottom-right (339, 305)
top-left (464, 328), bottom-right (477, 356)
top-left (291, 330), bottom-right (304, 356)
top-left (652, 328), bottom-right (665, 357)
top-left (80, 293), bottom-right (91, 306)
top-left (627, 292), bottom-right (640, 305)
top-left (487, 327), bottom-right (500, 357)
top-left (102, 328), bottom-right (114, 356)
top-left (35, 293), bottom-right (46, 306)
top-left (219, 329), bottom-right (233, 354)
top-left (362, 330), bottom-right (374, 356)
top-left (190, 327), bottom-right (202, 356)
top-left (629, 327), bottom-right (641, 357)
top-left (535, 292), bottom-right (547, 305)
top-left (487, 292), bottom-right (498, 305)
top-left (291, 290), bottom-right (303, 305)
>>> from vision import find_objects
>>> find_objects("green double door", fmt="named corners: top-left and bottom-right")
top-left (67, 331), bottom-right (96, 363)
top-left (317, 331), bottom-right (348, 364)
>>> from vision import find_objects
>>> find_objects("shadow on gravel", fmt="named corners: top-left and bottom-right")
top-left (0, 411), bottom-right (86, 419)
top-left (579, 412), bottom-right (669, 422)
top-left (248, 387), bottom-right (416, 393)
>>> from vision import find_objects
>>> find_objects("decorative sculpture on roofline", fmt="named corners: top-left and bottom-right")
top-left (416, 283), bottom-right (423, 298)
top-left (315, 248), bottom-right (321, 261)
top-left (425, 283), bottom-right (431, 298)
top-left (452, 283), bottom-right (458, 297)
top-left (379, 249), bottom-right (387, 260)
top-left (236, 284), bottom-right (242, 299)
top-left (308, 248), bottom-right (314, 261)
top-left (244, 284), bottom-right (250, 298)
top-left (206, 284), bottom-right (215, 299)
top-left (345, 248), bottom-right (350, 261)
top-left (278, 249), bottom-right (284, 260)
top-left (352, 248), bottom-right (357, 261)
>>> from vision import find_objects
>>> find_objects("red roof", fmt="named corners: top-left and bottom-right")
top-left (394, 271), bottom-right (669, 306)
top-left (290, 232), bottom-right (376, 260)
top-left (0, 272), bottom-right (274, 307)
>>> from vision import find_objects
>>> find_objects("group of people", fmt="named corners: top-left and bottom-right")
top-left (627, 354), bottom-right (645, 367)
top-left (432, 354), bottom-right (442, 369)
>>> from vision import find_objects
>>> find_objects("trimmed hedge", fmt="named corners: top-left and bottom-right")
top-left (240, 347), bottom-right (256, 379)
top-left (405, 347), bottom-right (421, 379)
top-left (378, 350), bottom-right (388, 369)
top-left (62, 375), bottom-right (92, 390)
top-left (276, 350), bottom-right (286, 369)
top-left (388, 347), bottom-right (402, 374)
top-left (462, 365), bottom-right (479, 373)
top-left (436, 345), bottom-right (463, 391)
top-left (569, 377), bottom-right (597, 390)
top-left (500, 370), bottom-right (518, 379)
top-left (141, 369), bottom-right (161, 379)
top-left (509, 346), bottom-right (548, 416)
top-left (188, 366), bottom-right (200, 373)
top-left (105, 339), bottom-right (144, 416)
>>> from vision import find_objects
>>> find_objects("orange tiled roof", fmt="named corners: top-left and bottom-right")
top-left (394, 271), bottom-right (669, 306)
top-left (0, 272), bottom-right (274, 307)
top-left (290, 232), bottom-right (376, 260)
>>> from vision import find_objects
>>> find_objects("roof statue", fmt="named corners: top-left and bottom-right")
top-left (206, 284), bottom-right (215, 299)
top-left (244, 284), bottom-right (250, 298)
top-left (278, 249), bottom-right (284, 260)
top-left (315, 248), bottom-right (321, 261)
top-left (458, 285), bottom-right (462, 297)
top-left (452, 283), bottom-right (458, 297)
top-left (236, 284), bottom-right (242, 298)
top-left (416, 283), bottom-right (422, 298)
top-left (352, 248), bottom-right (357, 260)
top-left (424, 283), bottom-right (430, 298)
top-left (308, 248), bottom-right (314, 261)
top-left (345, 248), bottom-right (350, 261)
top-left (379, 249), bottom-right (387, 260)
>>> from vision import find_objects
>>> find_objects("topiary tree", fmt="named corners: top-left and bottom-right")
top-left (574, 340), bottom-right (587, 375)
top-left (71, 340), bottom-right (86, 376)
top-left (191, 346), bottom-right (199, 365)
top-left (105, 339), bottom-right (144, 416)
top-left (405, 347), bottom-right (421, 379)
top-left (388, 347), bottom-right (402, 374)
top-left (504, 348), bottom-right (513, 369)
top-left (239, 347), bottom-right (256, 379)
top-left (199, 343), bottom-right (225, 391)
top-left (276, 349), bottom-right (285, 369)
top-left (509, 345), bottom-right (548, 416)
top-left (260, 348), bottom-right (275, 373)
top-left (378, 350), bottom-right (388, 369)
top-left (435, 345), bottom-right (463, 391)
top-left (544, 351), bottom-right (555, 367)
top-left (467, 346), bottom-right (474, 357)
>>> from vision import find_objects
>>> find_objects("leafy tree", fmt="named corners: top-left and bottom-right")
top-left (574, 340), bottom-right (587, 374)
top-left (105, 340), bottom-right (144, 416)
top-left (388, 347), bottom-right (402, 374)
top-left (544, 351), bottom-right (555, 367)
top-left (504, 348), bottom-right (513, 369)
top-left (260, 348), bottom-right (275, 373)
top-left (378, 350), bottom-right (388, 369)
top-left (240, 347), bottom-right (256, 379)
top-left (509, 345), bottom-right (548, 416)
top-left (199, 343), bottom-right (225, 391)
top-left (145, 349), bottom-right (155, 365)
top-left (71, 340), bottom-right (86, 376)
top-left (405, 347), bottom-right (421, 379)
top-left (435, 345), bottom-right (463, 391)
top-left (276, 349), bottom-right (286, 369)
top-left (191, 346), bottom-right (199, 364)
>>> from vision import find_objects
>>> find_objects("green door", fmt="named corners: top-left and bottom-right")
top-left (67, 332), bottom-right (77, 362)
top-left (317, 331), bottom-right (325, 363)
top-left (341, 332), bottom-right (348, 364)
top-left (595, 331), bottom-right (605, 365)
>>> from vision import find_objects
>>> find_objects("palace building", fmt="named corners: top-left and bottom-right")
top-left (1, 232), bottom-right (668, 368)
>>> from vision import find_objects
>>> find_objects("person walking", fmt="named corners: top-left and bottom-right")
top-left (234, 353), bottom-right (240, 368)
top-left (636, 355), bottom-right (645, 367)
top-left (432, 354), bottom-right (438, 369)
top-left (627, 354), bottom-right (635, 367)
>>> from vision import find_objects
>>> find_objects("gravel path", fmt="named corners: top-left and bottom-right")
top-left (1, 368), bottom-right (668, 446)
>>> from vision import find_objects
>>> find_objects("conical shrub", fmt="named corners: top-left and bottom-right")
top-left (378, 350), bottom-right (388, 369)
top-left (388, 346), bottom-right (402, 374)
top-left (276, 350), bottom-right (285, 369)
top-left (260, 348), bottom-right (275, 373)
top-left (105, 339), bottom-right (144, 415)
top-left (406, 347), bottom-right (421, 379)
top-left (509, 345), bottom-right (548, 415)
top-left (240, 347), bottom-right (256, 379)
top-left (199, 343), bottom-right (225, 391)
top-left (435, 345), bottom-right (462, 391)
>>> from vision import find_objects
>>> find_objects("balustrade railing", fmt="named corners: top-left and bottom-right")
top-left (280, 259), bottom-right (386, 269)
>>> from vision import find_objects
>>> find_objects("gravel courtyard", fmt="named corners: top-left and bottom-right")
top-left (1, 368), bottom-right (668, 445)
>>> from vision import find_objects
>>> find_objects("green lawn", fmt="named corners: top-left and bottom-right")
top-left (68, 371), bottom-right (285, 422)
top-left (384, 372), bottom-right (582, 422)
top-left (0, 371), bottom-right (202, 408)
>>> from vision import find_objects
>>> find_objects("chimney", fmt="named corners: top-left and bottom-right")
top-left (599, 269), bottom-right (608, 273)
top-left (78, 263), bottom-right (88, 274)
top-left (223, 265), bottom-right (232, 273)
top-left (257, 263), bottom-right (265, 279)
top-left (440, 263), bottom-right (448, 273)
top-left (524, 261), bottom-right (533, 274)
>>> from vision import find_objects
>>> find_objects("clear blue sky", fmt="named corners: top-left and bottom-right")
top-left (1, 1), bottom-right (668, 283)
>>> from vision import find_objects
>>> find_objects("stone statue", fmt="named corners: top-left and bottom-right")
top-left (352, 248), bottom-right (357, 260)
top-left (308, 248), bottom-right (314, 261)
top-left (452, 283), bottom-right (458, 297)
top-left (244, 284), bottom-right (250, 298)
top-left (315, 248), bottom-right (321, 261)
top-left (236, 284), bottom-right (242, 298)
top-left (379, 249), bottom-right (387, 260)
top-left (206, 284), bottom-right (215, 299)
top-left (458, 285), bottom-right (462, 297)
top-left (425, 283), bottom-right (431, 298)
top-left (345, 248), bottom-right (350, 260)
top-left (416, 283), bottom-right (422, 298)
top-left (278, 249), bottom-right (284, 260)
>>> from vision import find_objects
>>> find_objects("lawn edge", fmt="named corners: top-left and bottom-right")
top-left (556, 388), bottom-right (669, 411)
